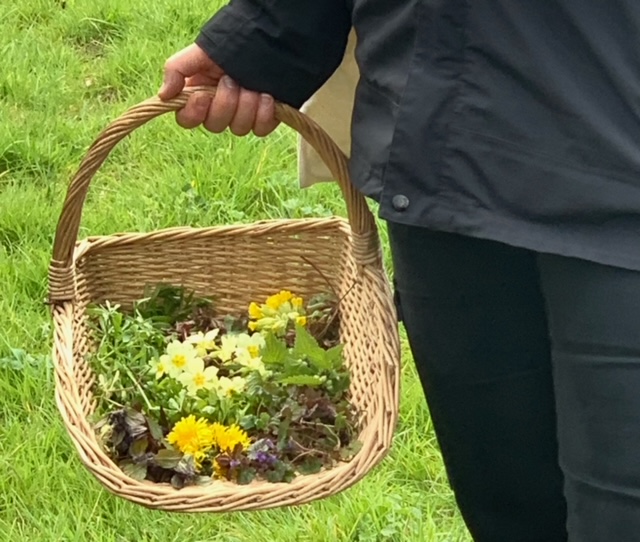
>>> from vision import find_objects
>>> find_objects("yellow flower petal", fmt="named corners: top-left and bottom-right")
top-left (167, 415), bottom-right (214, 457)
top-left (248, 302), bottom-right (263, 320)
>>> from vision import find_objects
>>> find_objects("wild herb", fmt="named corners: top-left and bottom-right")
top-left (88, 286), bottom-right (361, 487)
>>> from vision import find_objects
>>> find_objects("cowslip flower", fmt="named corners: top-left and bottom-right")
top-left (177, 357), bottom-right (219, 396)
top-left (248, 302), bottom-right (263, 320)
top-left (247, 291), bottom-right (306, 335)
top-left (161, 340), bottom-right (198, 378)
top-left (167, 415), bottom-right (214, 457)
top-left (185, 329), bottom-right (220, 357)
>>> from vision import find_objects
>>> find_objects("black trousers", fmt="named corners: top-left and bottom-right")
top-left (387, 222), bottom-right (640, 542)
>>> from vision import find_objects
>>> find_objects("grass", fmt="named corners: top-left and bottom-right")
top-left (0, 0), bottom-right (471, 540)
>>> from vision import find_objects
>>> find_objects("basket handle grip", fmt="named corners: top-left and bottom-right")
top-left (49, 86), bottom-right (379, 303)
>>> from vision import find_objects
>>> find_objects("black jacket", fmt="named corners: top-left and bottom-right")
top-left (197, 1), bottom-right (640, 271)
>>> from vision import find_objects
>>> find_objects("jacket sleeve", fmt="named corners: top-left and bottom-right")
top-left (195, 0), bottom-right (351, 108)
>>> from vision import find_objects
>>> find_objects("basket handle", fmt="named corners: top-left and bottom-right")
top-left (49, 85), bottom-right (379, 303)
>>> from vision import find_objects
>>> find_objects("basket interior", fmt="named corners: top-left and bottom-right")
top-left (70, 221), bottom-right (389, 434)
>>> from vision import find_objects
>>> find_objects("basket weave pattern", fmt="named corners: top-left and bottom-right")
top-left (49, 87), bottom-right (400, 512)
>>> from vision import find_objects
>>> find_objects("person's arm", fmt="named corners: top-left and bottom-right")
top-left (196, 0), bottom-right (351, 108)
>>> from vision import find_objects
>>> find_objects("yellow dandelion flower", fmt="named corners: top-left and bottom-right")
top-left (215, 424), bottom-right (251, 453)
top-left (160, 340), bottom-right (198, 378)
top-left (177, 357), bottom-right (219, 396)
top-left (166, 415), bottom-right (214, 457)
top-left (213, 458), bottom-right (226, 479)
top-left (210, 422), bottom-right (227, 445)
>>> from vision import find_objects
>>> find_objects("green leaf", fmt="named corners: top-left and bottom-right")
top-left (292, 324), bottom-right (332, 371)
top-left (239, 414), bottom-right (256, 430)
top-left (297, 457), bottom-right (323, 475)
top-left (146, 417), bottom-right (164, 442)
top-left (237, 467), bottom-right (257, 485)
top-left (121, 461), bottom-right (147, 481)
top-left (265, 461), bottom-right (293, 483)
top-left (277, 375), bottom-right (326, 387)
top-left (261, 332), bottom-right (288, 364)
top-left (175, 455), bottom-right (197, 477)
top-left (153, 449), bottom-right (183, 469)
top-left (339, 440), bottom-right (363, 461)
top-left (129, 438), bottom-right (148, 458)
top-left (324, 344), bottom-right (344, 369)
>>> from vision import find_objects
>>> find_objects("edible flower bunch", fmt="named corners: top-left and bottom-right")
top-left (89, 286), bottom-right (360, 488)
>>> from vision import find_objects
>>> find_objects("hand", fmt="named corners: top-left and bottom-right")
top-left (158, 44), bottom-right (279, 137)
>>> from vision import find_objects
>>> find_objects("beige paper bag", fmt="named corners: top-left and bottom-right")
top-left (297, 30), bottom-right (359, 187)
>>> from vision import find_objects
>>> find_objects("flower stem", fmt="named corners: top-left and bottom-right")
top-left (122, 365), bottom-right (154, 413)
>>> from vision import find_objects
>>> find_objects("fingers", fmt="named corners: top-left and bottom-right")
top-left (175, 91), bottom-right (214, 129)
top-left (253, 94), bottom-right (279, 137)
top-left (170, 71), bottom-right (279, 136)
top-left (202, 76), bottom-right (278, 137)
top-left (229, 88), bottom-right (261, 136)
top-left (203, 76), bottom-right (240, 133)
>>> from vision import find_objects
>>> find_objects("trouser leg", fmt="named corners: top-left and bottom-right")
top-left (387, 222), bottom-right (567, 542)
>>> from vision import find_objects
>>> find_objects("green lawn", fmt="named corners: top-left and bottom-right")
top-left (0, 1), bottom-right (471, 540)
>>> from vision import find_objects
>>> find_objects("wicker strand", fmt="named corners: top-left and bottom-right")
top-left (49, 86), bottom-right (378, 303)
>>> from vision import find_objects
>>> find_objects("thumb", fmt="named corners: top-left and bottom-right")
top-left (158, 44), bottom-right (213, 100)
top-left (158, 69), bottom-right (186, 101)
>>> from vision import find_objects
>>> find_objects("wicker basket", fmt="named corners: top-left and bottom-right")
top-left (48, 86), bottom-right (400, 512)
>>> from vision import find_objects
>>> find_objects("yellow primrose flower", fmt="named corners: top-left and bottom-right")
top-left (149, 357), bottom-right (168, 379)
top-left (161, 340), bottom-right (198, 378)
top-left (167, 415), bottom-right (214, 457)
top-left (248, 321), bottom-right (258, 332)
top-left (177, 357), bottom-right (219, 396)
top-left (291, 295), bottom-right (304, 309)
top-left (296, 316), bottom-right (307, 327)
top-left (185, 329), bottom-right (220, 357)
top-left (213, 334), bottom-right (239, 363)
top-left (217, 376), bottom-right (247, 397)
top-left (241, 356), bottom-right (270, 377)
top-left (215, 424), bottom-right (251, 453)
top-left (235, 333), bottom-right (265, 355)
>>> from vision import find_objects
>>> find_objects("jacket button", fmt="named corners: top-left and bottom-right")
top-left (391, 194), bottom-right (410, 211)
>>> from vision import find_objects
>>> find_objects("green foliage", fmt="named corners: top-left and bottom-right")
top-left (89, 285), bottom-right (361, 487)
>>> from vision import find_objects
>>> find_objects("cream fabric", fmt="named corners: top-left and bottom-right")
top-left (297, 30), bottom-right (359, 187)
